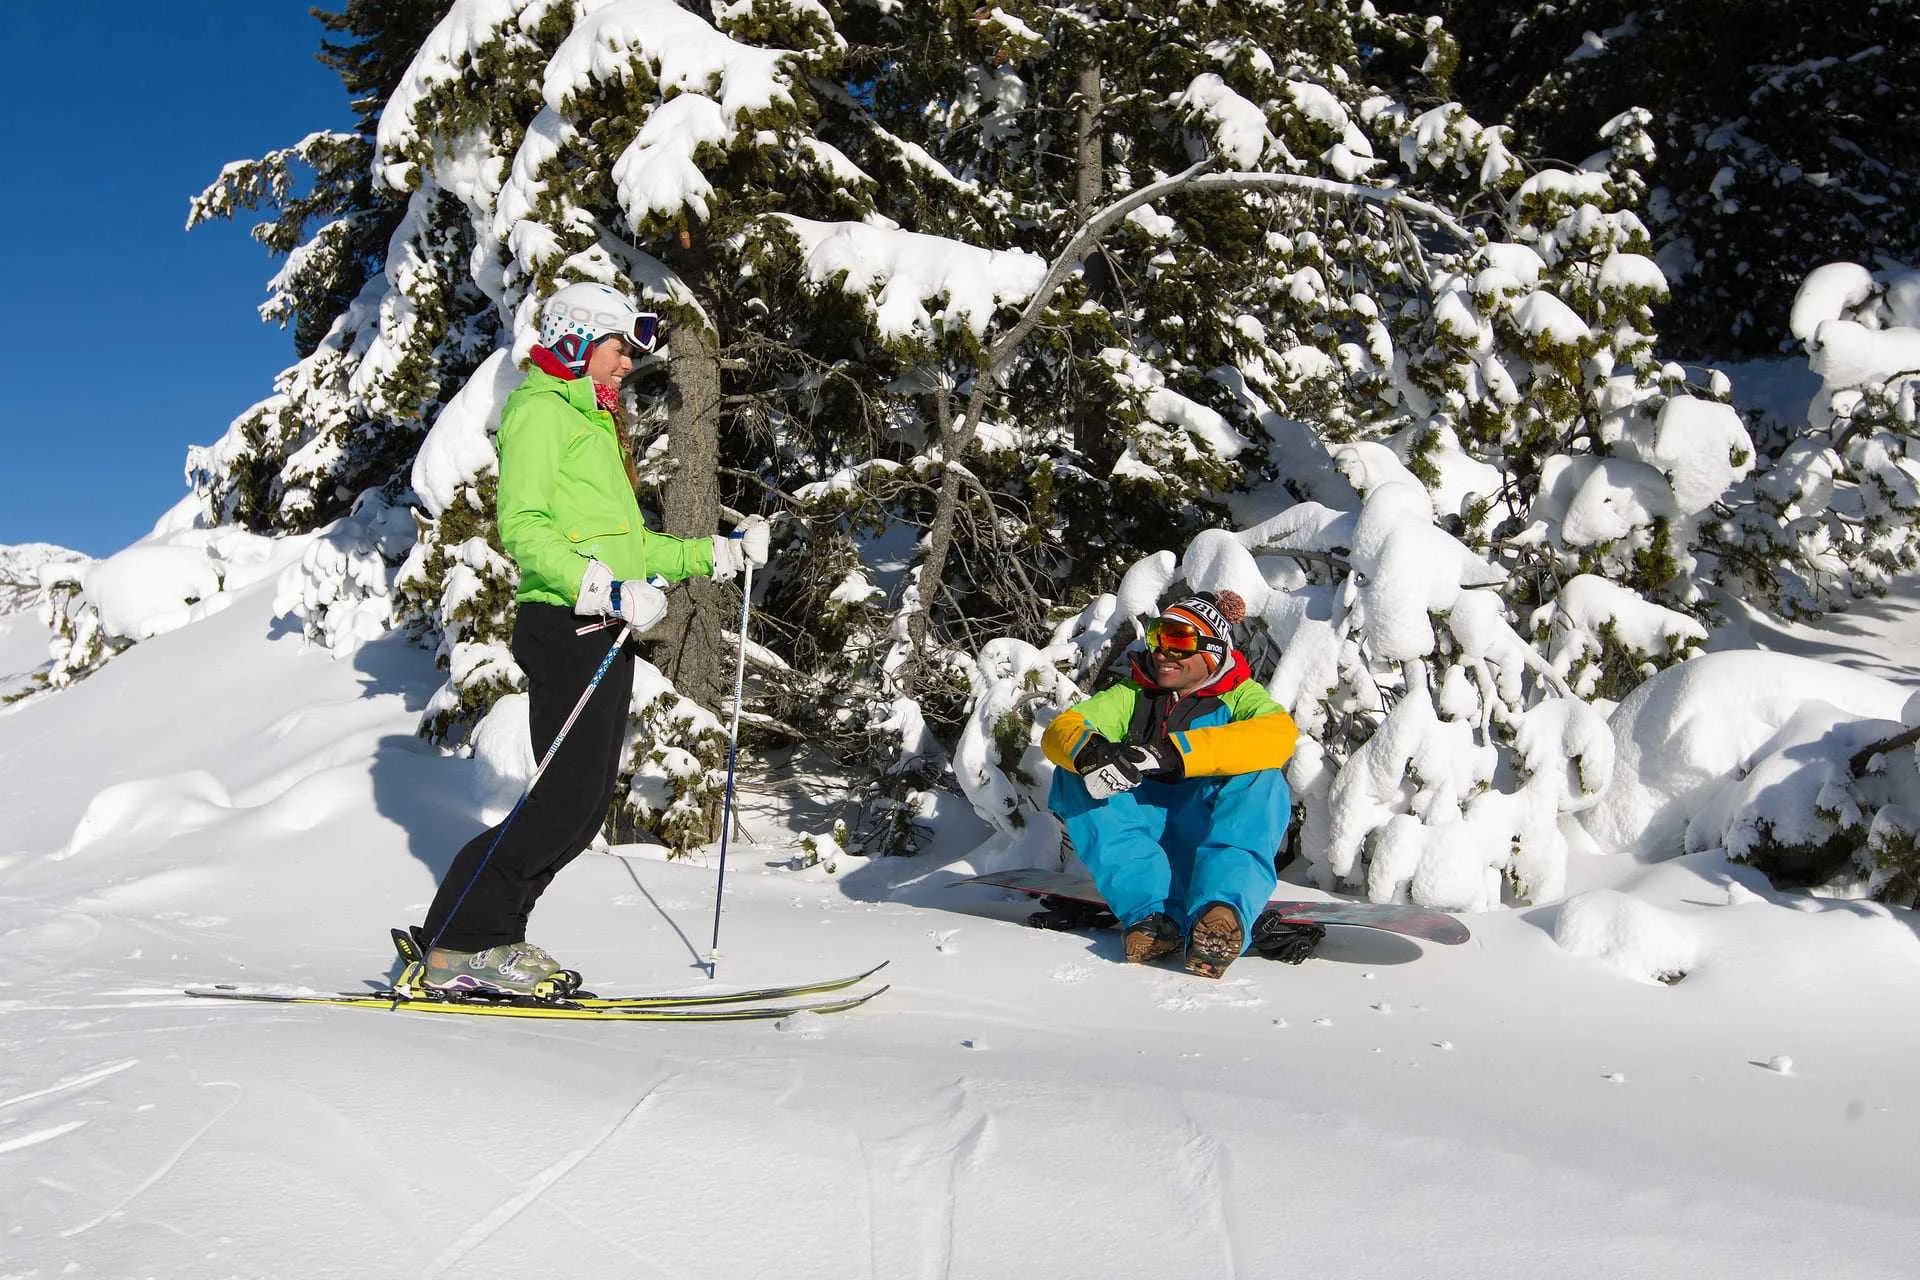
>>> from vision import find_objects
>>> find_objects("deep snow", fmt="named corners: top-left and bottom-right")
top-left (2, 555), bottom-right (1918, 1278)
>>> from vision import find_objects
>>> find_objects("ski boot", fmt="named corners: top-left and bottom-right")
top-left (513, 941), bottom-right (585, 997)
top-left (420, 942), bottom-right (578, 1001)
top-left (1122, 911), bottom-right (1183, 964)
top-left (1184, 903), bottom-right (1244, 979)
top-left (398, 928), bottom-right (585, 1001)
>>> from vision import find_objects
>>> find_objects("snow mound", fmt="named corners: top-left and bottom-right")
top-left (83, 546), bottom-right (225, 641)
top-left (52, 771), bottom-right (235, 861)
top-left (1553, 889), bottom-right (1699, 984)
top-left (1581, 650), bottom-right (1910, 859)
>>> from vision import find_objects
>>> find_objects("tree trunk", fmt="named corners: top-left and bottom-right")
top-left (1070, 57), bottom-right (1113, 470)
top-left (1073, 59), bottom-right (1103, 224)
top-left (656, 311), bottom-right (729, 723)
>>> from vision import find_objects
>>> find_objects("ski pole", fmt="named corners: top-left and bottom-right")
top-left (706, 559), bottom-right (753, 978)
top-left (425, 621), bottom-right (632, 954)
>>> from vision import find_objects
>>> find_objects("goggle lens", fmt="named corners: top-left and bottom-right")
top-left (1147, 620), bottom-right (1201, 655)
top-left (631, 313), bottom-right (660, 352)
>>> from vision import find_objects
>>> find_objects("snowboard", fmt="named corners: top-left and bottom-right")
top-left (956, 868), bottom-right (1471, 944)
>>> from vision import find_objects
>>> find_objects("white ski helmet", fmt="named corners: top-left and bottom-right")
top-left (537, 282), bottom-right (660, 373)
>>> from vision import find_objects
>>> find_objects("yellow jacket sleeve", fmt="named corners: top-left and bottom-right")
top-left (1170, 682), bottom-right (1299, 777)
top-left (1042, 706), bottom-right (1094, 771)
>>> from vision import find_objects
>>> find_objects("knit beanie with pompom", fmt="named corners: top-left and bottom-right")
top-left (1155, 589), bottom-right (1246, 673)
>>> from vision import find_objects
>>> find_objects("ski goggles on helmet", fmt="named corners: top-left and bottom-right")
top-left (629, 312), bottom-right (661, 352)
top-left (586, 312), bottom-right (661, 357)
top-left (1146, 618), bottom-right (1225, 662)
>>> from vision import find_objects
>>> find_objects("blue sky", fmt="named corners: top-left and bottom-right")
top-left (0, 3), bottom-right (352, 556)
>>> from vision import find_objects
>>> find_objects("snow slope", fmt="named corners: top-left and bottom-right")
top-left (2, 564), bottom-right (1918, 1278)
top-left (0, 612), bottom-right (51, 701)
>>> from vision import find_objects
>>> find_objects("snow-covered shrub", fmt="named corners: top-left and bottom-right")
top-left (951, 635), bottom-right (1093, 871)
top-left (1581, 650), bottom-right (1920, 901)
top-left (273, 488), bottom-right (418, 657)
top-left (39, 545), bottom-right (230, 689)
top-left (36, 566), bottom-right (114, 691)
top-left (1442, 118), bottom-right (1752, 674)
top-left (1685, 703), bottom-right (1907, 887)
top-left (1553, 889), bottom-right (1699, 985)
top-left (1867, 804), bottom-right (1920, 908)
top-left (614, 661), bottom-right (729, 855)
top-left (1716, 261), bottom-right (1920, 617)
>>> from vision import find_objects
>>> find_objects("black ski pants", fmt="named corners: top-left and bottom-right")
top-left (422, 602), bottom-right (634, 952)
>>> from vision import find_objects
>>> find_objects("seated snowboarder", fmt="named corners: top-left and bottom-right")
top-left (1042, 590), bottom-right (1298, 978)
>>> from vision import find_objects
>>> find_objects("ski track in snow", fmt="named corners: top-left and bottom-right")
top-left (0, 1120), bottom-right (88, 1156)
top-left (422, 1075), bottom-right (678, 1278)
top-left (58, 1080), bottom-right (243, 1239)
top-left (851, 1075), bottom-right (991, 1280)
top-left (0, 1057), bottom-right (138, 1112)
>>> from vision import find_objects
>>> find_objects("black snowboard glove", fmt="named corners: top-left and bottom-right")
top-left (1138, 737), bottom-right (1185, 781)
top-left (1251, 910), bottom-right (1326, 964)
top-left (1073, 735), bottom-right (1122, 773)
top-left (1077, 736), bottom-right (1147, 800)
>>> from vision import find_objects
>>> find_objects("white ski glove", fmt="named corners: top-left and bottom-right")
top-left (575, 560), bottom-right (669, 633)
top-left (709, 515), bottom-right (772, 582)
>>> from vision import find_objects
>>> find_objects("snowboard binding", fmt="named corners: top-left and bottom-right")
top-left (1250, 911), bottom-right (1326, 965)
top-left (1025, 894), bottom-right (1118, 932)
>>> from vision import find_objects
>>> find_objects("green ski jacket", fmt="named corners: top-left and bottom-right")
top-left (495, 367), bottom-right (712, 606)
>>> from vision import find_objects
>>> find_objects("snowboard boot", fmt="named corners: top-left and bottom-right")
top-left (421, 942), bottom-right (569, 999)
top-left (1185, 903), bottom-right (1244, 979)
top-left (1123, 911), bottom-right (1183, 964)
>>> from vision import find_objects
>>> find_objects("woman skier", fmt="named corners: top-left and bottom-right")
top-left (416, 281), bottom-right (767, 997)
top-left (1043, 590), bottom-right (1298, 977)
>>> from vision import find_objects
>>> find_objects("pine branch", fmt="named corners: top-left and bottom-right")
top-left (1188, 171), bottom-right (1478, 252)
top-left (1851, 726), bottom-right (1920, 777)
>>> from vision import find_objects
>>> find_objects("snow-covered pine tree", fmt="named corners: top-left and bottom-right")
top-left (1419, 0), bottom-right (1920, 358)
top-left (187, 0), bottom-right (479, 535)
top-left (160, 1), bottom-right (1777, 882)
top-left (788, 1), bottom-right (1441, 830)
top-left (355, 0), bottom-right (912, 849)
top-left (1713, 260), bottom-right (1920, 617)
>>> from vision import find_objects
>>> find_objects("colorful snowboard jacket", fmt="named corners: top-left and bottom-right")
top-left (1042, 650), bottom-right (1299, 778)
top-left (496, 367), bottom-right (713, 607)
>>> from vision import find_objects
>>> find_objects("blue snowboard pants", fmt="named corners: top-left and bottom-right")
top-left (1049, 766), bottom-right (1292, 952)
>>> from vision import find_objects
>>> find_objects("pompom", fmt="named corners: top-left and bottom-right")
top-left (1214, 589), bottom-right (1246, 626)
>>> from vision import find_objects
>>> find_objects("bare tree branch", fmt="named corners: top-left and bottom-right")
top-left (908, 153), bottom-right (1483, 679)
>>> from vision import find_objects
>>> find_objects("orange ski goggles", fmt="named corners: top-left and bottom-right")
top-left (1146, 618), bottom-right (1223, 662)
